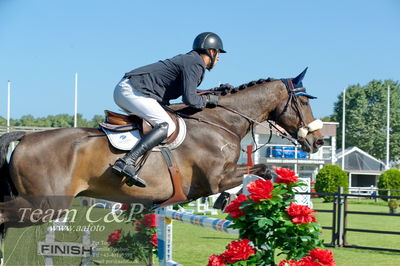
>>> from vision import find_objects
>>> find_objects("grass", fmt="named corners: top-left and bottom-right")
top-left (2, 198), bottom-right (400, 265)
top-left (3, 202), bottom-right (141, 266)
top-left (312, 198), bottom-right (400, 251)
top-left (171, 199), bottom-right (400, 266)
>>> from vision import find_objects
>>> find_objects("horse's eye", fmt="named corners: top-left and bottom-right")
top-left (300, 99), bottom-right (309, 105)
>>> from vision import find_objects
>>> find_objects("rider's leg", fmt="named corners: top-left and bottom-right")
top-left (113, 122), bottom-right (169, 187)
top-left (113, 78), bottom-right (176, 187)
top-left (114, 78), bottom-right (176, 135)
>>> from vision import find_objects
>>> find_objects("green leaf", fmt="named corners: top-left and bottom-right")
top-left (257, 218), bottom-right (268, 227)
top-left (278, 227), bottom-right (287, 233)
top-left (300, 236), bottom-right (311, 242)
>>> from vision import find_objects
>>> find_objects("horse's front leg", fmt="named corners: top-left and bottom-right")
top-left (212, 163), bottom-right (271, 210)
top-left (217, 163), bottom-right (271, 192)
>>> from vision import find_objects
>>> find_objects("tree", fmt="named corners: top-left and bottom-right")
top-left (0, 114), bottom-right (105, 128)
top-left (320, 115), bottom-right (333, 122)
top-left (333, 80), bottom-right (400, 161)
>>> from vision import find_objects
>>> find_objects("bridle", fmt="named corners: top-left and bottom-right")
top-left (281, 78), bottom-right (323, 140)
top-left (167, 79), bottom-right (322, 153)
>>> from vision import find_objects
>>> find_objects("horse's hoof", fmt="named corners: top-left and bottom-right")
top-left (262, 169), bottom-right (272, 180)
top-left (213, 192), bottom-right (230, 210)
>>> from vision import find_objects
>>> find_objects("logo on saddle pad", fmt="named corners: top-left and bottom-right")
top-left (102, 117), bottom-right (187, 151)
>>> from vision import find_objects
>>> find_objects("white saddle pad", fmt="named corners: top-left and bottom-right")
top-left (102, 117), bottom-right (187, 151)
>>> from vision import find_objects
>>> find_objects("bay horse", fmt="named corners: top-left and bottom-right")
top-left (0, 69), bottom-right (323, 230)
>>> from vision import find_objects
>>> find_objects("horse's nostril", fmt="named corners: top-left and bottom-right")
top-left (316, 139), bottom-right (324, 147)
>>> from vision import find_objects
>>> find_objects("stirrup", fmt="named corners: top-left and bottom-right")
top-left (112, 158), bottom-right (128, 173)
top-left (112, 159), bottom-right (147, 188)
top-left (125, 175), bottom-right (147, 188)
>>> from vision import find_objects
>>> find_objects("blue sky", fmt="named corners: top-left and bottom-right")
top-left (0, 0), bottom-right (399, 120)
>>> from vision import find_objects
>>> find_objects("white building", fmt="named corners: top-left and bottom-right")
top-left (239, 122), bottom-right (339, 181)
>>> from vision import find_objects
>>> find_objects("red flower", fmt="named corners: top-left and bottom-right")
top-left (107, 229), bottom-right (122, 244)
top-left (308, 248), bottom-right (335, 266)
top-left (274, 167), bottom-right (298, 185)
top-left (224, 194), bottom-right (248, 218)
top-left (220, 239), bottom-right (255, 264)
top-left (207, 254), bottom-right (226, 266)
top-left (296, 257), bottom-right (320, 266)
top-left (286, 203), bottom-right (317, 224)
top-left (279, 260), bottom-right (297, 266)
top-left (120, 204), bottom-right (129, 211)
top-left (134, 221), bottom-right (142, 231)
top-left (151, 233), bottom-right (158, 247)
top-left (247, 179), bottom-right (274, 203)
top-left (279, 257), bottom-right (322, 266)
top-left (141, 213), bottom-right (157, 227)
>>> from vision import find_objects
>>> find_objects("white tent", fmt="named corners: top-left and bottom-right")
top-left (336, 147), bottom-right (386, 187)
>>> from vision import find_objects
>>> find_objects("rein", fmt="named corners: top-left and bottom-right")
top-left (164, 78), bottom-right (322, 154)
top-left (217, 105), bottom-right (298, 153)
top-left (163, 106), bottom-right (241, 139)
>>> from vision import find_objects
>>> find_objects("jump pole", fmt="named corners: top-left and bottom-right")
top-left (246, 145), bottom-right (254, 174)
top-left (156, 174), bottom-right (264, 266)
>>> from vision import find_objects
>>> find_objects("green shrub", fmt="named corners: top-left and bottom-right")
top-left (315, 165), bottom-right (348, 202)
top-left (388, 199), bottom-right (398, 210)
top-left (378, 169), bottom-right (400, 199)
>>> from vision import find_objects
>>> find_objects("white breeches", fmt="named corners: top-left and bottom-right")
top-left (113, 78), bottom-right (176, 137)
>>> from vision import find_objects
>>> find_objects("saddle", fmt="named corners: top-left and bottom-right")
top-left (101, 110), bottom-right (188, 208)
top-left (100, 110), bottom-right (180, 145)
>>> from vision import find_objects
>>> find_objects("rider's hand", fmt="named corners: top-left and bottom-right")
top-left (220, 83), bottom-right (234, 90)
top-left (206, 94), bottom-right (219, 108)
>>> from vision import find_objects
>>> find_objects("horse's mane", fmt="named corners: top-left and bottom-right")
top-left (170, 77), bottom-right (276, 115)
top-left (208, 78), bottom-right (275, 96)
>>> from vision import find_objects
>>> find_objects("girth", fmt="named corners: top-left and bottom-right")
top-left (154, 147), bottom-right (188, 208)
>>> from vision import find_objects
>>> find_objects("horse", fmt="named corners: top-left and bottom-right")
top-left (0, 69), bottom-right (323, 230)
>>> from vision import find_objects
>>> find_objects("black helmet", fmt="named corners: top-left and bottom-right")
top-left (192, 32), bottom-right (226, 53)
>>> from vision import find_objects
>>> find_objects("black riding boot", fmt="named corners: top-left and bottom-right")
top-left (113, 122), bottom-right (169, 187)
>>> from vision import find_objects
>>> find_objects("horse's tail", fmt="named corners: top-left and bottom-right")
top-left (0, 131), bottom-right (26, 200)
top-left (0, 131), bottom-right (26, 245)
top-left (0, 131), bottom-right (26, 169)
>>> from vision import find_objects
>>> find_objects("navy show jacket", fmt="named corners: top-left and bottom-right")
top-left (124, 51), bottom-right (207, 109)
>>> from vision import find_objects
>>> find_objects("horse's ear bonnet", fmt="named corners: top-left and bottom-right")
top-left (292, 67), bottom-right (308, 88)
top-left (291, 67), bottom-right (317, 99)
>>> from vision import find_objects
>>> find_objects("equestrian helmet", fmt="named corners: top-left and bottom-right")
top-left (192, 32), bottom-right (226, 53)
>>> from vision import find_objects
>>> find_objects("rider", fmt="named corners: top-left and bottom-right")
top-left (112, 32), bottom-right (226, 188)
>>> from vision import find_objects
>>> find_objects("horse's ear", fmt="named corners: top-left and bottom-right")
top-left (292, 67), bottom-right (308, 87)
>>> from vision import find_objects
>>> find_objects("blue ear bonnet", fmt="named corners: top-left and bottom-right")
top-left (281, 67), bottom-right (317, 99)
top-left (295, 91), bottom-right (317, 99)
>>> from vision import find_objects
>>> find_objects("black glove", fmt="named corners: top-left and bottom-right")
top-left (211, 83), bottom-right (234, 91)
top-left (220, 83), bottom-right (234, 90)
top-left (206, 94), bottom-right (219, 107)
